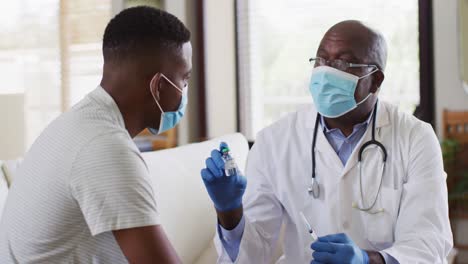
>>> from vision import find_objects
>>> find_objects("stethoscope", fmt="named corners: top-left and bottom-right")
top-left (308, 102), bottom-right (388, 213)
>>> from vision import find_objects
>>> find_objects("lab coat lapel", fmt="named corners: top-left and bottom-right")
top-left (313, 114), bottom-right (345, 170)
top-left (341, 101), bottom-right (391, 177)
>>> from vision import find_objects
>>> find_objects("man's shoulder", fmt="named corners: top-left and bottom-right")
top-left (70, 130), bottom-right (146, 184)
top-left (255, 101), bottom-right (435, 144)
top-left (37, 111), bottom-right (129, 154)
top-left (51, 92), bottom-right (129, 143)
top-left (35, 99), bottom-right (138, 170)
top-left (257, 104), bottom-right (315, 139)
top-left (77, 129), bottom-right (138, 160)
top-left (381, 100), bottom-right (433, 136)
top-left (250, 105), bottom-right (316, 158)
top-left (67, 97), bottom-right (121, 130)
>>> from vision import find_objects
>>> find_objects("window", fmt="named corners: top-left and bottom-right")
top-left (124, 0), bottom-right (162, 8)
top-left (0, 0), bottom-right (112, 148)
top-left (0, 0), bottom-right (173, 152)
top-left (236, 0), bottom-right (421, 140)
top-left (63, 1), bottom-right (112, 107)
top-left (0, 0), bottom-right (61, 147)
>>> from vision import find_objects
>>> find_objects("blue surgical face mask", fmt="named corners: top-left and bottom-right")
top-left (148, 74), bottom-right (188, 135)
top-left (309, 66), bottom-right (378, 118)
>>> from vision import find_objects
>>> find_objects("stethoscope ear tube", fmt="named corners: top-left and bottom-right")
top-left (357, 102), bottom-right (387, 162)
top-left (358, 140), bottom-right (387, 162)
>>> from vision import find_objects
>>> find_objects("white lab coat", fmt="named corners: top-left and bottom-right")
top-left (215, 101), bottom-right (453, 264)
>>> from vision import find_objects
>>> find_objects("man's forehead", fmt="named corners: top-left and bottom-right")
top-left (162, 42), bottom-right (192, 72)
top-left (181, 42), bottom-right (192, 70)
top-left (318, 31), bottom-right (370, 60)
top-left (181, 42), bottom-right (192, 60)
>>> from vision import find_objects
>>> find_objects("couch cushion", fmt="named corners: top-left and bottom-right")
top-left (194, 241), bottom-right (218, 264)
top-left (0, 161), bottom-right (9, 219)
top-left (142, 133), bottom-right (249, 264)
top-left (1, 159), bottom-right (22, 186)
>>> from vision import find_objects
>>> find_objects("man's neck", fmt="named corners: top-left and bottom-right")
top-left (100, 80), bottom-right (147, 138)
top-left (323, 111), bottom-right (372, 137)
top-left (120, 108), bottom-right (147, 138)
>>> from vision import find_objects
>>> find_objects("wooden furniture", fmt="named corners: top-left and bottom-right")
top-left (444, 109), bottom-right (468, 143)
top-left (443, 109), bottom-right (468, 257)
top-left (443, 109), bottom-right (468, 186)
top-left (152, 128), bottom-right (177, 150)
top-left (136, 128), bottom-right (178, 151)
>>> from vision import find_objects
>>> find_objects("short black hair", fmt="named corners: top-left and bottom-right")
top-left (102, 6), bottom-right (190, 62)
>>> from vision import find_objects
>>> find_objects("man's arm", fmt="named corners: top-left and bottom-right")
top-left (113, 225), bottom-right (181, 264)
top-left (217, 215), bottom-right (246, 262)
top-left (70, 136), bottom-right (179, 262)
top-left (217, 206), bottom-right (243, 230)
top-left (380, 123), bottom-right (453, 262)
top-left (201, 139), bottom-right (284, 263)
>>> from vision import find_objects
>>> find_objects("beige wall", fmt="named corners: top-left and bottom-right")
top-left (203, 0), bottom-right (238, 138)
top-left (165, 0), bottom-right (238, 142)
top-left (460, 0), bottom-right (468, 94)
top-left (164, 0), bottom-right (191, 145)
top-left (433, 0), bottom-right (468, 137)
top-left (183, 0), bottom-right (202, 143)
top-left (0, 94), bottom-right (24, 159)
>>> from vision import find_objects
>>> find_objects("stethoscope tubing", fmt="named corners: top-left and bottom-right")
top-left (309, 102), bottom-right (387, 213)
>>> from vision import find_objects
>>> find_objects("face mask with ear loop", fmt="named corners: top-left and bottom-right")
top-left (309, 66), bottom-right (379, 118)
top-left (148, 73), bottom-right (188, 135)
top-left (307, 66), bottom-right (388, 215)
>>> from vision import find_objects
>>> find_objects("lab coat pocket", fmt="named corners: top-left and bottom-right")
top-left (364, 186), bottom-right (401, 251)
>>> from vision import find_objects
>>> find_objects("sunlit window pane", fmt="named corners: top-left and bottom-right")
top-left (0, 0), bottom-right (60, 147)
top-left (237, 0), bottom-right (420, 140)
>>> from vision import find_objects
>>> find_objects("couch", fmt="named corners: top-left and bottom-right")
top-left (141, 133), bottom-right (249, 263)
top-left (0, 133), bottom-right (250, 263)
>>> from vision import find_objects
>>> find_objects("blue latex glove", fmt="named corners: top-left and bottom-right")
top-left (201, 142), bottom-right (247, 212)
top-left (310, 233), bottom-right (369, 264)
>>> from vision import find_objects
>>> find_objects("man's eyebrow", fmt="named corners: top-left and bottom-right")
top-left (338, 53), bottom-right (359, 61)
top-left (336, 50), bottom-right (355, 56)
top-left (316, 48), bottom-right (359, 62)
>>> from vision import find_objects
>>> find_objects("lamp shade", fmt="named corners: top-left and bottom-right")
top-left (0, 94), bottom-right (24, 159)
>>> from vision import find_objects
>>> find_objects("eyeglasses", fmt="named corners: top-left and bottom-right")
top-left (309, 57), bottom-right (378, 72)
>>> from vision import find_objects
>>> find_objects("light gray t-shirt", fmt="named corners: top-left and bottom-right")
top-left (0, 86), bottom-right (159, 263)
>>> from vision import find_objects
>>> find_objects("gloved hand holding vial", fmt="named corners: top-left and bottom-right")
top-left (220, 145), bottom-right (239, 177)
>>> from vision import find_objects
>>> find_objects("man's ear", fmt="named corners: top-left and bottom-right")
top-left (150, 73), bottom-right (163, 100)
top-left (371, 70), bottom-right (385, 93)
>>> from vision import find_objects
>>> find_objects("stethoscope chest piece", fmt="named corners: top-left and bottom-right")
top-left (308, 178), bottom-right (320, 198)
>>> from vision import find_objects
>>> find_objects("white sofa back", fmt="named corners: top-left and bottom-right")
top-left (141, 133), bottom-right (249, 263)
top-left (0, 159), bottom-right (21, 220)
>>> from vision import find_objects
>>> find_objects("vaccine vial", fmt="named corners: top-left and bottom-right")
top-left (221, 146), bottom-right (238, 177)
